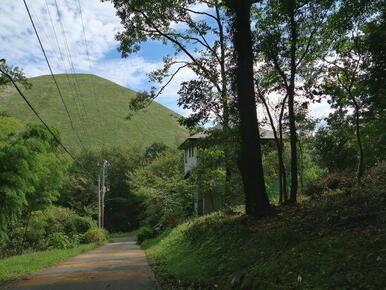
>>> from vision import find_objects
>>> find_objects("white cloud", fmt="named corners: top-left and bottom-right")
top-left (0, 0), bottom-right (121, 76)
top-left (309, 100), bottom-right (334, 119)
top-left (91, 57), bottom-right (159, 89)
top-left (0, 0), bottom-right (331, 121)
top-left (0, 0), bottom-right (195, 116)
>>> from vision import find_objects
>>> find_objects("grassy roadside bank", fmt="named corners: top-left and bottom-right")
top-left (142, 170), bottom-right (386, 289)
top-left (0, 243), bottom-right (101, 286)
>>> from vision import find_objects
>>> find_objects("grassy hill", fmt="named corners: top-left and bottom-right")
top-left (0, 74), bottom-right (188, 152)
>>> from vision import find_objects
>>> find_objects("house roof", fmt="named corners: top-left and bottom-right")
top-left (178, 131), bottom-right (208, 149)
top-left (179, 127), bottom-right (276, 149)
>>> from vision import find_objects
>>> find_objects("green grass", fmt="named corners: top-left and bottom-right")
top-left (0, 243), bottom-right (100, 286)
top-left (0, 74), bottom-right (188, 152)
top-left (143, 183), bottom-right (386, 289)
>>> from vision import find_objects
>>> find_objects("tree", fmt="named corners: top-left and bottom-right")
top-left (254, 0), bottom-right (338, 203)
top-left (131, 150), bottom-right (193, 227)
top-left (226, 0), bottom-right (270, 215)
top-left (58, 147), bottom-right (144, 232)
top-left (360, 4), bottom-right (386, 165)
top-left (255, 71), bottom-right (289, 203)
top-left (0, 62), bottom-right (31, 89)
top-left (144, 142), bottom-right (169, 162)
top-left (313, 110), bottom-right (357, 173)
top-left (108, 0), bottom-right (272, 215)
top-left (106, 0), bottom-right (236, 198)
top-left (0, 119), bottom-right (67, 239)
top-left (323, 36), bottom-right (368, 180)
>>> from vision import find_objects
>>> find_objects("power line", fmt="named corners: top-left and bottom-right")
top-left (0, 65), bottom-right (76, 161)
top-left (43, 0), bottom-right (88, 148)
top-left (22, 0), bottom-right (87, 152)
top-left (23, 0), bottom-right (74, 130)
top-left (76, 0), bottom-right (105, 139)
top-left (52, 0), bottom-right (103, 147)
top-left (53, 0), bottom-right (89, 122)
top-left (0, 64), bottom-right (100, 183)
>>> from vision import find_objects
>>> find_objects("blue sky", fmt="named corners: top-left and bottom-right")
top-left (0, 0), bottom-right (331, 119)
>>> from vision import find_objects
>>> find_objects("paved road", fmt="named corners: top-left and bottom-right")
top-left (7, 236), bottom-right (154, 290)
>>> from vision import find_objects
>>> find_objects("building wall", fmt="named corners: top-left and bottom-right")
top-left (184, 146), bottom-right (197, 175)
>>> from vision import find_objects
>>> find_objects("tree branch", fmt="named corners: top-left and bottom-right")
top-left (153, 64), bottom-right (189, 99)
top-left (138, 10), bottom-right (222, 93)
top-left (183, 7), bottom-right (218, 21)
top-left (296, 24), bottom-right (320, 68)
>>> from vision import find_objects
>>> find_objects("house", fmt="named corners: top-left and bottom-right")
top-left (179, 131), bottom-right (208, 176)
top-left (179, 127), bottom-right (276, 215)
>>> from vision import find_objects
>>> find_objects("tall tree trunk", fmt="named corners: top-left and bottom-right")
top-left (299, 137), bottom-right (304, 192)
top-left (216, 3), bottom-right (232, 205)
top-left (223, 106), bottom-right (232, 204)
top-left (279, 97), bottom-right (288, 202)
top-left (257, 91), bottom-right (287, 204)
top-left (288, 10), bottom-right (298, 204)
top-left (231, 0), bottom-right (270, 216)
top-left (353, 102), bottom-right (364, 180)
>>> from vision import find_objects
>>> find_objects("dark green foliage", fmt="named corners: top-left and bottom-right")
top-left (0, 117), bottom-right (68, 239)
top-left (47, 233), bottom-right (76, 249)
top-left (362, 5), bottom-right (386, 111)
top-left (313, 114), bottom-right (357, 173)
top-left (313, 108), bottom-right (385, 174)
top-left (191, 146), bottom-right (243, 209)
top-left (302, 172), bottom-right (354, 197)
top-left (0, 63), bottom-right (31, 89)
top-left (143, 142), bottom-right (169, 162)
top-left (131, 149), bottom-right (193, 228)
top-left (64, 215), bottom-right (96, 235)
top-left (59, 147), bottom-right (144, 232)
top-left (137, 226), bottom-right (156, 245)
top-left (26, 207), bottom-right (95, 247)
top-left (83, 228), bottom-right (108, 243)
top-left (0, 207), bottom-right (97, 258)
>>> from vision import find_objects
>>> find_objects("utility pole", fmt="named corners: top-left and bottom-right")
top-left (97, 160), bottom-right (111, 229)
top-left (97, 175), bottom-right (101, 228)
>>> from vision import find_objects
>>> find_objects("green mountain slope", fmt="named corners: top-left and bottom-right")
top-left (0, 74), bottom-right (188, 151)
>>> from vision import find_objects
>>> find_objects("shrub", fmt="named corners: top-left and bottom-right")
top-left (44, 207), bottom-right (76, 235)
top-left (13, 207), bottom-right (97, 254)
top-left (83, 228), bottom-right (108, 243)
top-left (47, 233), bottom-right (74, 249)
top-left (0, 227), bottom-right (28, 258)
top-left (137, 226), bottom-right (156, 244)
top-left (302, 172), bottom-right (354, 197)
top-left (64, 215), bottom-right (96, 235)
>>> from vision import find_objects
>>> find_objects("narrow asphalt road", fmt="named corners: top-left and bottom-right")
top-left (7, 236), bottom-right (154, 290)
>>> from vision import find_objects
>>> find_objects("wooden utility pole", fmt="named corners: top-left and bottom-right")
top-left (98, 175), bottom-right (101, 228)
top-left (98, 160), bottom-right (111, 228)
